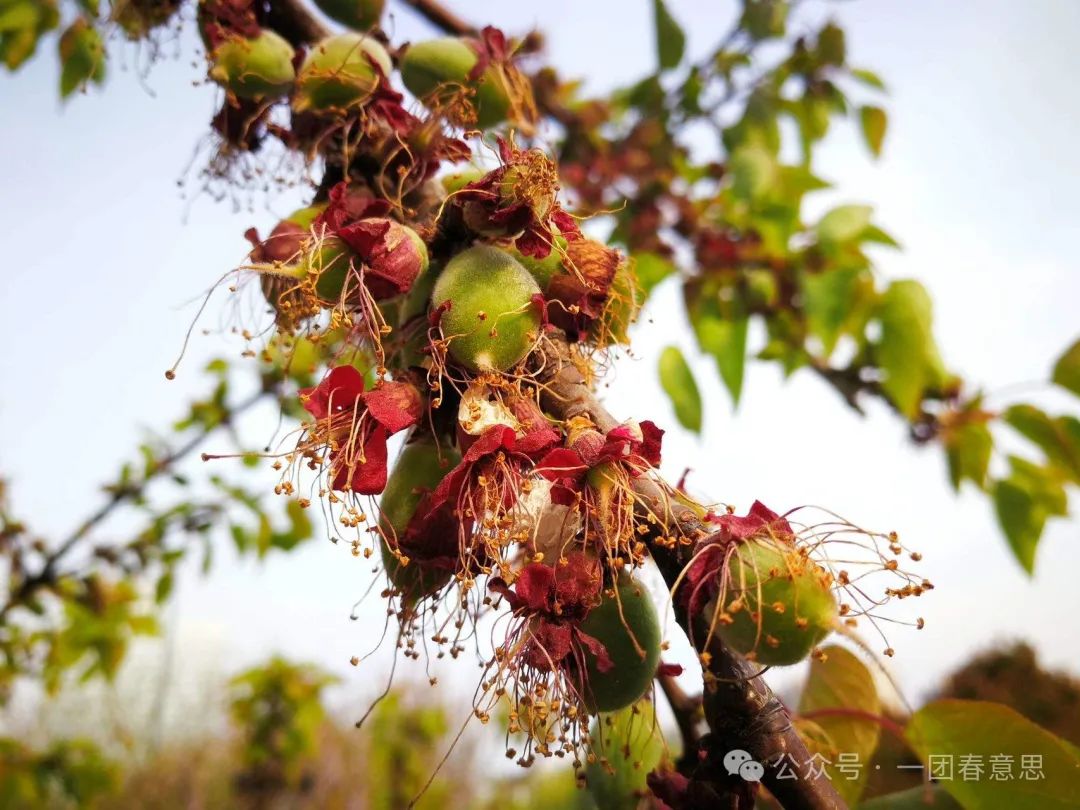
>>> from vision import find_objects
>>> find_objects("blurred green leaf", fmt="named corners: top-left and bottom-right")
top-left (692, 308), bottom-right (748, 407)
top-left (992, 455), bottom-right (1067, 574)
top-left (652, 0), bottom-right (685, 70)
top-left (944, 420), bottom-right (992, 491)
top-left (905, 700), bottom-right (1080, 809)
top-left (875, 280), bottom-right (947, 419)
top-left (798, 645), bottom-right (880, 804)
top-left (730, 145), bottom-right (777, 202)
top-left (802, 267), bottom-right (870, 356)
top-left (817, 204), bottom-right (873, 246)
top-left (1052, 338), bottom-right (1080, 396)
top-left (658, 346), bottom-right (703, 433)
top-left (633, 252), bottom-right (677, 298)
top-left (816, 22), bottom-right (846, 66)
top-left (849, 67), bottom-right (886, 91)
top-left (740, 0), bottom-right (786, 40)
top-left (1004, 405), bottom-right (1080, 482)
top-left (859, 105), bottom-right (887, 158)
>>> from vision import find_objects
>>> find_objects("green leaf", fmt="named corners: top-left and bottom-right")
top-left (1052, 337), bottom-right (1080, 396)
top-left (816, 22), bottom-right (846, 66)
top-left (730, 145), bottom-right (777, 202)
top-left (859, 105), bottom-right (887, 158)
top-left (817, 204), bottom-right (873, 246)
top-left (875, 280), bottom-right (947, 419)
top-left (905, 700), bottom-right (1080, 810)
top-left (802, 267), bottom-right (870, 356)
top-left (1004, 405), bottom-right (1080, 482)
top-left (633, 252), bottom-right (677, 298)
top-left (850, 67), bottom-right (886, 92)
top-left (991, 455), bottom-right (1069, 575)
top-left (740, 0), bottom-right (787, 40)
top-left (944, 420), bottom-right (993, 491)
top-left (693, 312), bottom-right (749, 407)
top-left (58, 18), bottom-right (104, 98)
top-left (798, 645), bottom-right (880, 805)
top-left (652, 0), bottom-right (685, 70)
top-left (658, 346), bottom-right (703, 434)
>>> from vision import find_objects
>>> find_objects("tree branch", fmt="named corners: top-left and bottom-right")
top-left (536, 335), bottom-right (845, 810)
top-left (398, 0), bottom-right (475, 36)
top-left (264, 0), bottom-right (331, 47)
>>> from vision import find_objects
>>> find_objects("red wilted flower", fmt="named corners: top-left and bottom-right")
top-left (306, 183), bottom-right (429, 301)
top-left (683, 501), bottom-right (794, 616)
top-left (452, 140), bottom-right (580, 259)
top-left (536, 420), bottom-right (664, 506)
top-left (488, 552), bottom-right (610, 672)
top-left (545, 238), bottom-right (623, 335)
top-left (198, 0), bottom-right (259, 49)
top-left (299, 366), bottom-right (423, 494)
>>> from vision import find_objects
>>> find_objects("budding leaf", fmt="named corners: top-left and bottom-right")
top-left (658, 346), bottom-right (703, 434)
top-left (1052, 337), bottom-right (1080, 397)
top-left (798, 645), bottom-right (880, 805)
top-left (906, 700), bottom-right (1080, 809)
top-left (849, 67), bottom-right (887, 92)
top-left (875, 279), bottom-right (947, 419)
top-left (859, 105), bottom-right (887, 158)
top-left (652, 0), bottom-right (685, 71)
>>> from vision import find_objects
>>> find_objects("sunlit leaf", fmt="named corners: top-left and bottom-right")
top-left (875, 280), bottom-right (947, 419)
top-left (798, 645), bottom-right (880, 804)
top-left (817, 204), bottom-right (873, 246)
top-left (905, 700), bottom-right (1080, 810)
top-left (693, 311), bottom-right (748, 407)
top-left (944, 419), bottom-right (993, 491)
top-left (1004, 405), bottom-right (1080, 482)
top-left (658, 346), bottom-right (703, 433)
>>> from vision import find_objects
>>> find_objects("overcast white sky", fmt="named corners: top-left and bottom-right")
top-left (2, 0), bottom-right (1080, 744)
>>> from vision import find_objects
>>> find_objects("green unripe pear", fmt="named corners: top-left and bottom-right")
top-left (400, 37), bottom-right (510, 128)
top-left (209, 30), bottom-right (296, 99)
top-left (294, 33), bottom-right (392, 112)
top-left (304, 235), bottom-right (356, 303)
top-left (508, 236), bottom-right (568, 291)
top-left (286, 203), bottom-right (327, 228)
top-left (439, 168), bottom-right (485, 195)
top-left (578, 574), bottom-right (661, 713)
top-left (430, 246), bottom-right (541, 372)
top-left (379, 439), bottom-right (460, 604)
top-left (585, 702), bottom-right (665, 810)
top-left (714, 537), bottom-right (837, 666)
top-left (311, 0), bottom-right (383, 31)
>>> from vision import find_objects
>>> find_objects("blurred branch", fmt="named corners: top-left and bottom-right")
top-left (0, 387), bottom-right (272, 621)
top-left (399, 0), bottom-right (475, 36)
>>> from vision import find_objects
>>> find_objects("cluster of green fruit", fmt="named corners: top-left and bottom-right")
top-left (205, 0), bottom-right (519, 126)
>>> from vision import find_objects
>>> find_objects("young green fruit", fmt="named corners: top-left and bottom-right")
top-left (578, 574), bottom-right (661, 713)
top-left (209, 30), bottom-right (295, 99)
top-left (430, 245), bottom-right (541, 372)
top-left (294, 33), bottom-right (391, 112)
top-left (400, 37), bottom-right (510, 128)
top-left (585, 701), bottom-right (664, 810)
top-left (508, 235), bottom-right (568, 291)
top-left (311, 0), bottom-right (383, 31)
top-left (379, 439), bottom-right (459, 604)
top-left (714, 537), bottom-right (837, 666)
